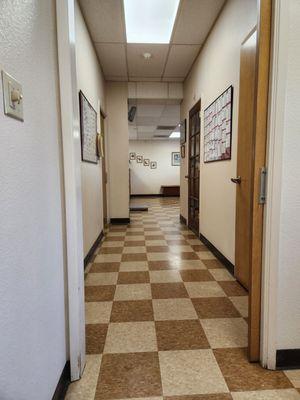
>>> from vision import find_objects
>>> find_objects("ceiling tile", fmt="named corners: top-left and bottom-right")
top-left (78, 0), bottom-right (125, 43)
top-left (127, 44), bottom-right (169, 77)
top-left (95, 43), bottom-right (127, 77)
top-left (172, 0), bottom-right (225, 44)
top-left (164, 45), bottom-right (200, 77)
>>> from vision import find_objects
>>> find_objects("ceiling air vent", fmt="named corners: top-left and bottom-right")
top-left (156, 125), bottom-right (177, 130)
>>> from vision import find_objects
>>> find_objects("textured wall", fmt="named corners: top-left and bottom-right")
top-left (0, 1), bottom-right (67, 399)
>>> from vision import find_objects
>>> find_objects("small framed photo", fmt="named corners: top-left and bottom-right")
top-left (136, 155), bottom-right (143, 163)
top-left (150, 161), bottom-right (157, 169)
top-left (172, 152), bottom-right (181, 166)
top-left (180, 144), bottom-right (185, 159)
top-left (180, 119), bottom-right (186, 144)
top-left (144, 159), bottom-right (150, 166)
top-left (129, 152), bottom-right (136, 161)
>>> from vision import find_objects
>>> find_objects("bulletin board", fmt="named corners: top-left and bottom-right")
top-left (79, 91), bottom-right (98, 164)
top-left (203, 86), bottom-right (233, 163)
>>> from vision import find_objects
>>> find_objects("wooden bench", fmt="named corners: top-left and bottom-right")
top-left (160, 185), bottom-right (180, 197)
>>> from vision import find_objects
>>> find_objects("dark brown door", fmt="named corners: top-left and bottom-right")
top-left (100, 113), bottom-right (108, 227)
top-left (188, 101), bottom-right (201, 235)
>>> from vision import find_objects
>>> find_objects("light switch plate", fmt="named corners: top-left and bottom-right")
top-left (1, 70), bottom-right (24, 121)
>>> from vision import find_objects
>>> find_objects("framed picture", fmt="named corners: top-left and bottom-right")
top-left (144, 159), bottom-right (150, 166)
top-left (136, 155), bottom-right (143, 163)
top-left (79, 91), bottom-right (98, 164)
top-left (172, 152), bottom-right (181, 166)
top-left (180, 144), bottom-right (185, 159)
top-left (180, 119), bottom-right (186, 144)
top-left (150, 161), bottom-right (157, 169)
top-left (129, 152), bottom-right (136, 161)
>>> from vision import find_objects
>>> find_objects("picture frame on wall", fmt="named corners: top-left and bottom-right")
top-left (136, 155), bottom-right (143, 163)
top-left (150, 161), bottom-right (157, 169)
top-left (79, 91), bottom-right (98, 164)
top-left (144, 159), bottom-right (150, 166)
top-left (172, 152), bottom-right (181, 166)
top-left (129, 152), bottom-right (136, 161)
top-left (180, 119), bottom-right (187, 144)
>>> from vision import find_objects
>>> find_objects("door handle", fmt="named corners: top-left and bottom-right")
top-left (185, 175), bottom-right (190, 179)
top-left (231, 176), bottom-right (241, 184)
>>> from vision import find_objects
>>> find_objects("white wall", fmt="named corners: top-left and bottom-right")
top-left (75, 1), bottom-right (106, 256)
top-left (180, 0), bottom-right (257, 263)
top-left (106, 82), bottom-right (130, 219)
top-left (129, 140), bottom-right (180, 195)
top-left (0, 1), bottom-right (67, 399)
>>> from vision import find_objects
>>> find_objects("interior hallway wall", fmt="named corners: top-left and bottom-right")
top-left (0, 1), bottom-right (67, 399)
top-left (129, 140), bottom-right (180, 195)
top-left (180, 0), bottom-right (257, 263)
top-left (106, 82), bottom-right (130, 219)
top-left (75, 1), bottom-right (106, 256)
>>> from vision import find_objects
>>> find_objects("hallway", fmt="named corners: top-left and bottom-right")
top-left (66, 198), bottom-right (298, 400)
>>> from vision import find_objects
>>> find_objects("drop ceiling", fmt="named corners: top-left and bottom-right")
top-left (78, 0), bottom-right (226, 82)
top-left (128, 99), bottom-right (181, 140)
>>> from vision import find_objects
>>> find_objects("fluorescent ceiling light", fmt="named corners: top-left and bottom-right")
top-left (124, 0), bottom-right (180, 44)
top-left (169, 131), bottom-right (180, 138)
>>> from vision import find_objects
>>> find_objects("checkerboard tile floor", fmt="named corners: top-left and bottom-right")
top-left (66, 197), bottom-right (300, 400)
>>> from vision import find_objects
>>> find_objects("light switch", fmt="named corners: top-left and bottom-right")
top-left (1, 70), bottom-right (24, 121)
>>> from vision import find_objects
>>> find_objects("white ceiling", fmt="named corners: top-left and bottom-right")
top-left (78, 0), bottom-right (226, 82)
top-left (128, 99), bottom-right (181, 140)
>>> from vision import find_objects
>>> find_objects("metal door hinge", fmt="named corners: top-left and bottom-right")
top-left (259, 167), bottom-right (267, 204)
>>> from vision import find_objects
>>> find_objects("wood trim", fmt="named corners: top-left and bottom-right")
top-left (180, 214), bottom-right (187, 225)
top-left (200, 234), bottom-right (235, 277)
top-left (110, 218), bottom-right (130, 225)
top-left (51, 361), bottom-right (70, 400)
top-left (248, 0), bottom-right (272, 362)
top-left (130, 194), bottom-right (164, 198)
top-left (84, 231), bottom-right (104, 268)
top-left (100, 108), bottom-right (107, 119)
top-left (276, 349), bottom-right (300, 370)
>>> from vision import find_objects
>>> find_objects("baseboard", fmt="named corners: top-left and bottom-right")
top-left (276, 349), bottom-right (300, 369)
top-left (180, 214), bottom-right (187, 225)
top-left (110, 217), bottom-right (130, 225)
top-left (84, 230), bottom-right (104, 268)
top-left (130, 194), bottom-right (163, 197)
top-left (52, 361), bottom-right (70, 400)
top-left (200, 234), bottom-right (235, 276)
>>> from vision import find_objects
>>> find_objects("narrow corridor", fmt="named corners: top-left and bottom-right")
top-left (66, 198), bottom-right (299, 399)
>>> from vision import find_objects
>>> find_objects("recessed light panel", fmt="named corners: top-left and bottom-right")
top-left (169, 131), bottom-right (180, 138)
top-left (124, 0), bottom-right (180, 44)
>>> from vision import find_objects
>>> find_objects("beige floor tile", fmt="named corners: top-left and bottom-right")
top-left (102, 241), bottom-right (125, 247)
top-left (65, 355), bottom-right (102, 400)
top-left (186, 239), bottom-right (204, 245)
top-left (165, 235), bottom-right (185, 240)
top-left (209, 269), bottom-right (235, 281)
top-left (114, 284), bottom-right (152, 300)
top-left (150, 270), bottom-right (182, 283)
top-left (145, 240), bottom-right (168, 246)
top-left (230, 296), bottom-right (248, 317)
top-left (231, 389), bottom-right (300, 399)
top-left (94, 253), bottom-right (122, 263)
top-left (285, 371), bottom-right (300, 388)
top-left (120, 261), bottom-right (149, 272)
top-left (123, 246), bottom-right (147, 254)
top-left (198, 252), bottom-right (217, 260)
top-left (85, 272), bottom-right (118, 286)
top-left (104, 321), bottom-right (157, 353)
top-left (159, 349), bottom-right (229, 395)
top-left (201, 318), bottom-right (248, 348)
top-left (125, 235), bottom-right (145, 241)
top-left (153, 299), bottom-right (198, 321)
top-left (85, 302), bottom-right (112, 324)
top-left (147, 253), bottom-right (183, 262)
top-left (169, 245), bottom-right (194, 253)
top-left (184, 281), bottom-right (227, 298)
top-left (172, 260), bottom-right (207, 270)
top-left (107, 232), bottom-right (126, 237)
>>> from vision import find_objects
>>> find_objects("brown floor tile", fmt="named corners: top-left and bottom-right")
top-left (202, 259), bottom-right (225, 269)
top-left (191, 245), bottom-right (209, 252)
top-left (145, 235), bottom-right (165, 240)
top-left (99, 247), bottom-right (123, 254)
top-left (86, 324), bottom-right (108, 354)
top-left (192, 297), bottom-right (241, 318)
top-left (144, 227), bottom-right (161, 231)
top-left (165, 395), bottom-right (233, 400)
top-left (85, 285), bottom-right (116, 302)
top-left (156, 320), bottom-right (210, 351)
top-left (147, 246), bottom-right (170, 253)
top-left (110, 300), bottom-right (154, 322)
top-left (109, 226), bottom-right (127, 231)
top-left (186, 234), bottom-right (198, 239)
top-left (122, 253), bottom-right (147, 262)
top-left (214, 348), bottom-right (293, 392)
top-left (124, 241), bottom-right (146, 246)
top-left (95, 352), bottom-right (162, 399)
top-left (90, 262), bottom-right (120, 273)
top-left (180, 270), bottom-right (214, 282)
top-left (148, 260), bottom-right (178, 270)
top-left (118, 271), bottom-right (150, 284)
top-left (219, 281), bottom-right (248, 297)
top-left (178, 252), bottom-right (200, 260)
top-left (151, 283), bottom-right (189, 299)
top-left (167, 240), bottom-right (189, 245)
top-left (105, 236), bottom-right (125, 242)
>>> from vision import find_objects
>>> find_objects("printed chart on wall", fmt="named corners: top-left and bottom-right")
top-left (79, 91), bottom-right (98, 164)
top-left (204, 85), bottom-right (233, 163)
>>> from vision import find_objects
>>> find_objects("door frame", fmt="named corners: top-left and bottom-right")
top-left (56, 0), bottom-right (86, 381)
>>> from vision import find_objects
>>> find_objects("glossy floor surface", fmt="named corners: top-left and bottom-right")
top-left (66, 197), bottom-right (300, 400)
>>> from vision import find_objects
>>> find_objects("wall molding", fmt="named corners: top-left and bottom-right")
top-left (200, 234), bottom-right (235, 276)
top-left (51, 361), bottom-right (70, 400)
top-left (276, 349), bottom-right (300, 370)
top-left (84, 231), bottom-right (104, 268)
top-left (130, 194), bottom-right (163, 197)
top-left (180, 214), bottom-right (187, 225)
top-left (110, 218), bottom-right (130, 225)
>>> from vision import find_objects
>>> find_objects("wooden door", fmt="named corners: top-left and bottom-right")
top-left (188, 101), bottom-right (201, 235)
top-left (100, 113), bottom-right (108, 227)
top-left (234, 30), bottom-right (257, 290)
